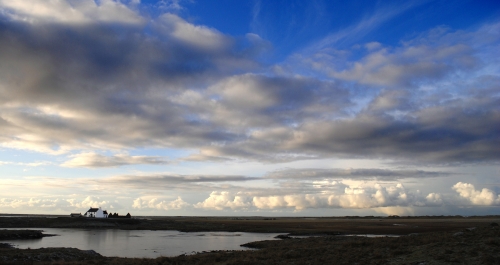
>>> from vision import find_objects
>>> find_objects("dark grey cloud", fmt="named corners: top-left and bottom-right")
top-left (266, 168), bottom-right (452, 181)
top-left (89, 174), bottom-right (259, 192)
top-left (207, 74), bottom-right (351, 128)
top-left (194, 88), bottom-right (499, 163)
top-left (0, 12), bottom-right (263, 152)
top-left (114, 174), bottom-right (256, 184)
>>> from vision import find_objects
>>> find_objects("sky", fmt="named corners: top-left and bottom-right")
top-left (0, 0), bottom-right (499, 216)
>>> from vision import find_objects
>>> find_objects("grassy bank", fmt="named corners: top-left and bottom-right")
top-left (1, 215), bottom-right (499, 234)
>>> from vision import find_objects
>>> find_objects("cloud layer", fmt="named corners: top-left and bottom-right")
top-left (61, 152), bottom-right (170, 168)
top-left (0, 1), bottom-right (497, 165)
top-left (5, 182), bottom-right (495, 213)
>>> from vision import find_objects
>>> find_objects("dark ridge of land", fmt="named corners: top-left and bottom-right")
top-left (0, 242), bottom-right (13, 249)
top-left (1, 215), bottom-right (499, 235)
top-left (0, 224), bottom-right (499, 264)
top-left (0, 229), bottom-right (53, 240)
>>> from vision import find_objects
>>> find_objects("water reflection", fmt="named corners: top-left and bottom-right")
top-left (3, 228), bottom-right (279, 258)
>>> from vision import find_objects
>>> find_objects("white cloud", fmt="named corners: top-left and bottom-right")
top-left (0, 0), bottom-right (143, 25)
top-left (195, 183), bottom-right (442, 211)
top-left (157, 0), bottom-right (185, 11)
top-left (425, 193), bottom-right (443, 206)
top-left (209, 74), bottom-right (277, 110)
top-left (373, 206), bottom-right (415, 216)
top-left (66, 196), bottom-right (112, 209)
top-left (132, 196), bottom-right (189, 211)
top-left (0, 0), bottom-right (142, 24)
top-left (0, 196), bottom-right (115, 211)
top-left (158, 13), bottom-right (229, 50)
top-left (194, 191), bottom-right (253, 210)
top-left (452, 182), bottom-right (500, 205)
top-left (329, 43), bottom-right (473, 87)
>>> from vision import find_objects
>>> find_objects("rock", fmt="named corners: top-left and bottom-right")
top-left (0, 243), bottom-right (13, 249)
top-left (453, 232), bottom-right (464, 237)
top-left (466, 227), bottom-right (476, 231)
top-left (490, 222), bottom-right (499, 227)
top-left (82, 250), bottom-right (101, 257)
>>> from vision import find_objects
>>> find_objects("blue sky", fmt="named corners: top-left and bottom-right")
top-left (0, 0), bottom-right (499, 216)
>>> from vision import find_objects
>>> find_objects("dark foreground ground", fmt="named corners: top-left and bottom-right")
top-left (0, 216), bottom-right (499, 264)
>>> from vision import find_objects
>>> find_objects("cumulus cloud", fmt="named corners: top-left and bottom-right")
top-left (132, 196), bottom-right (189, 211)
top-left (195, 183), bottom-right (442, 211)
top-left (0, 198), bottom-right (66, 209)
top-left (425, 193), bottom-right (444, 206)
top-left (66, 196), bottom-right (112, 209)
top-left (0, 196), bottom-right (116, 211)
top-left (194, 192), bottom-right (253, 210)
top-left (452, 182), bottom-right (500, 205)
top-left (61, 152), bottom-right (169, 168)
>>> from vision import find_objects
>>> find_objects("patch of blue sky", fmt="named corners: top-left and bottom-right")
top-left (137, 1), bottom-right (499, 65)
top-left (128, 147), bottom-right (191, 160)
top-left (0, 148), bottom-right (56, 164)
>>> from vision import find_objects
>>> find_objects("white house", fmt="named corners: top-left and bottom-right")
top-left (84, 207), bottom-right (108, 218)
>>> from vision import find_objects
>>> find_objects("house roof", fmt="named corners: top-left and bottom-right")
top-left (86, 208), bottom-right (99, 213)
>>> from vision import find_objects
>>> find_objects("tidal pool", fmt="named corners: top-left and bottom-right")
top-left (2, 228), bottom-right (280, 258)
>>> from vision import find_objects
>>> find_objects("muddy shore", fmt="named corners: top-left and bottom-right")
top-left (1, 216), bottom-right (499, 264)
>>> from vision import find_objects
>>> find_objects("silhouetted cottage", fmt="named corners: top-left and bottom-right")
top-left (84, 207), bottom-right (108, 218)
